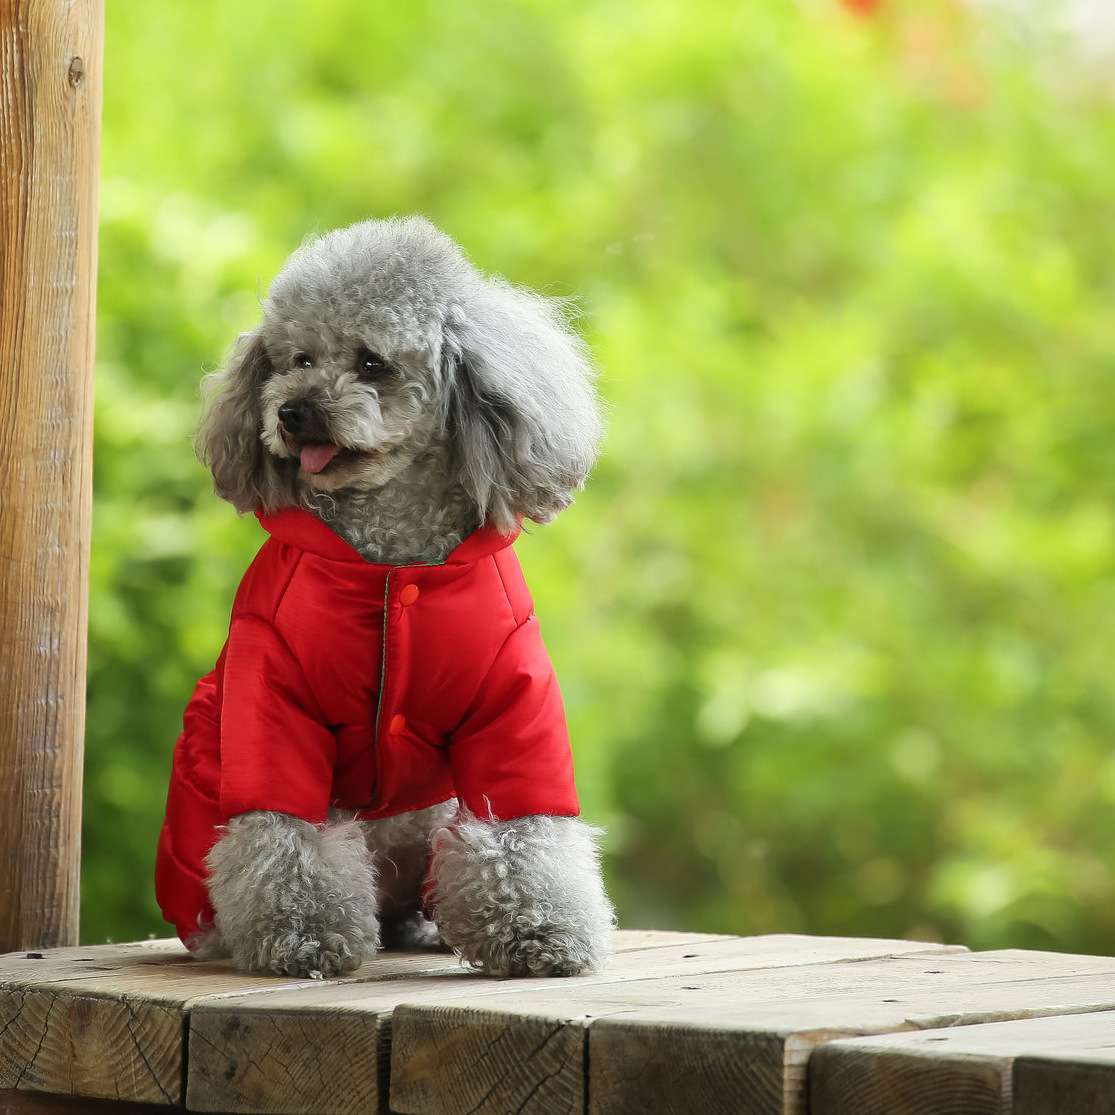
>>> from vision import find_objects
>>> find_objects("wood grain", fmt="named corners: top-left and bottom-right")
top-left (0, 934), bottom-right (721, 1108)
top-left (389, 947), bottom-right (1115, 1115)
top-left (0, 1087), bottom-right (188, 1113)
top-left (0, 0), bottom-right (103, 953)
top-left (184, 930), bottom-right (738, 1113)
top-left (392, 1005), bottom-right (585, 1115)
top-left (0, 987), bottom-right (181, 1104)
top-left (17, 933), bottom-right (1115, 1114)
top-left (188, 934), bottom-right (950, 1019)
top-left (188, 933), bottom-right (934, 1113)
top-left (0, 932), bottom-right (695, 1106)
top-left (588, 1024), bottom-right (787, 1115)
top-left (1010, 1017), bottom-right (1115, 1115)
top-left (188, 1009), bottom-right (384, 1115)
top-left (385, 937), bottom-right (957, 1115)
top-left (812, 1009), bottom-right (1115, 1115)
top-left (1014, 1056), bottom-right (1115, 1115)
top-left (0, 938), bottom-right (471, 1106)
top-left (0, 939), bottom-right (186, 985)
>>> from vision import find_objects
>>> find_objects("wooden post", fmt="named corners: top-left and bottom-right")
top-left (0, 0), bottom-right (103, 950)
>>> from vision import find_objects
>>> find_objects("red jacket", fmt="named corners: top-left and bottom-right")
top-left (155, 507), bottom-right (579, 944)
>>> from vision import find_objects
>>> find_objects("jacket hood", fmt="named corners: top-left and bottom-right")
top-left (255, 507), bottom-right (521, 567)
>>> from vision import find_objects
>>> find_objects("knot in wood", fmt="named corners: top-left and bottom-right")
top-left (67, 56), bottom-right (85, 88)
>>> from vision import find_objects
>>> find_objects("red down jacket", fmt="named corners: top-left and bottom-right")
top-left (155, 507), bottom-right (579, 944)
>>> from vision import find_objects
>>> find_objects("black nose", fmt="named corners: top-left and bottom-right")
top-left (278, 401), bottom-right (306, 433)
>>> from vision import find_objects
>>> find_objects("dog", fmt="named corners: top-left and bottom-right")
top-left (154, 216), bottom-right (615, 978)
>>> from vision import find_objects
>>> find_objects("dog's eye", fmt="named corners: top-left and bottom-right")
top-left (356, 347), bottom-right (390, 378)
top-left (294, 352), bottom-right (313, 369)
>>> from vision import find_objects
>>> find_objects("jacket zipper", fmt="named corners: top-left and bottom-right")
top-left (369, 570), bottom-right (393, 808)
top-left (366, 558), bottom-right (442, 810)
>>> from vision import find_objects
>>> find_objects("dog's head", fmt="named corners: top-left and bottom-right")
top-left (196, 217), bottom-right (601, 532)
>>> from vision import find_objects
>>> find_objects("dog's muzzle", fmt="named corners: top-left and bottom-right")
top-left (277, 398), bottom-right (330, 443)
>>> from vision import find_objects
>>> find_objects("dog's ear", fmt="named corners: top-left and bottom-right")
top-left (443, 280), bottom-right (602, 533)
top-left (195, 331), bottom-right (297, 513)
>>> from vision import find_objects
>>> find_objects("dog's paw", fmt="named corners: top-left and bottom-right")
top-left (445, 921), bottom-right (597, 977)
top-left (429, 813), bottom-right (615, 978)
top-left (206, 812), bottom-right (381, 979)
top-left (254, 928), bottom-right (370, 978)
top-left (185, 926), bottom-right (228, 960)
top-left (501, 928), bottom-right (595, 977)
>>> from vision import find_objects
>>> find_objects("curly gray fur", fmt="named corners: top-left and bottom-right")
top-left (196, 215), bottom-right (602, 546)
top-left (357, 799), bottom-right (455, 949)
top-left (428, 813), bottom-right (615, 976)
top-left (307, 443), bottom-right (477, 564)
top-left (205, 812), bottom-right (379, 977)
top-left (194, 216), bottom-right (613, 977)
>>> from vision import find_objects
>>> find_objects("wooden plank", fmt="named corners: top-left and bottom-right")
top-left (591, 1025), bottom-right (787, 1115)
top-left (0, 939), bottom-right (471, 1003)
top-left (0, 931), bottom-right (722, 1109)
top-left (188, 935), bottom-right (955, 1018)
top-left (189, 1010), bottom-right (386, 1115)
top-left (812, 1009), bottom-right (1115, 1115)
top-left (16, 933), bottom-right (1115, 1115)
top-left (0, 940), bottom-right (474, 1106)
top-left (0, 0), bottom-right (103, 952)
top-left (0, 940), bottom-right (186, 986)
top-left (1006, 1021), bottom-right (1115, 1115)
top-left (183, 935), bottom-right (956, 1115)
top-left (1014, 1055), bottom-right (1115, 1115)
top-left (388, 948), bottom-right (1115, 1115)
top-left (391, 1005), bottom-right (584, 1115)
top-left (0, 1088), bottom-right (187, 1114)
top-left (183, 930), bottom-right (741, 1114)
top-left (0, 932), bottom-right (718, 990)
top-left (0, 987), bottom-right (181, 1105)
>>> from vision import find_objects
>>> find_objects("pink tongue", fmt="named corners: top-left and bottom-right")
top-left (299, 444), bottom-right (341, 474)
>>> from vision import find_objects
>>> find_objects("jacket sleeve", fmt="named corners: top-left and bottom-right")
top-left (448, 616), bottom-right (580, 820)
top-left (218, 613), bottom-right (336, 823)
top-left (155, 667), bottom-right (222, 945)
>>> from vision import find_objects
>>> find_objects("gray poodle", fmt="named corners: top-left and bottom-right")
top-left (160, 216), bottom-right (614, 979)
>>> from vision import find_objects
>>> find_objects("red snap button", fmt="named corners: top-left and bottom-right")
top-left (399, 584), bottom-right (420, 606)
top-left (389, 714), bottom-right (406, 735)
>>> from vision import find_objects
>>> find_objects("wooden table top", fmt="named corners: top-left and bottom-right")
top-left (1, 930), bottom-right (1114, 1113)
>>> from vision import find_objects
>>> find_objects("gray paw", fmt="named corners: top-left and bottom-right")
top-left (186, 926), bottom-right (228, 960)
top-left (205, 812), bottom-right (380, 979)
top-left (503, 928), bottom-right (595, 977)
top-left (255, 929), bottom-right (365, 978)
top-left (428, 814), bottom-right (615, 978)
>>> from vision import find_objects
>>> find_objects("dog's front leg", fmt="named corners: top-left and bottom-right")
top-left (428, 813), bottom-right (614, 976)
top-left (205, 810), bottom-right (379, 977)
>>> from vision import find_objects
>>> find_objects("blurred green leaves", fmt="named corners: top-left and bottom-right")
top-left (86, 1), bottom-right (1115, 953)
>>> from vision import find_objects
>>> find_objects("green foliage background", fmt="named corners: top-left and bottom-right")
top-left (86, 1), bottom-right (1115, 952)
